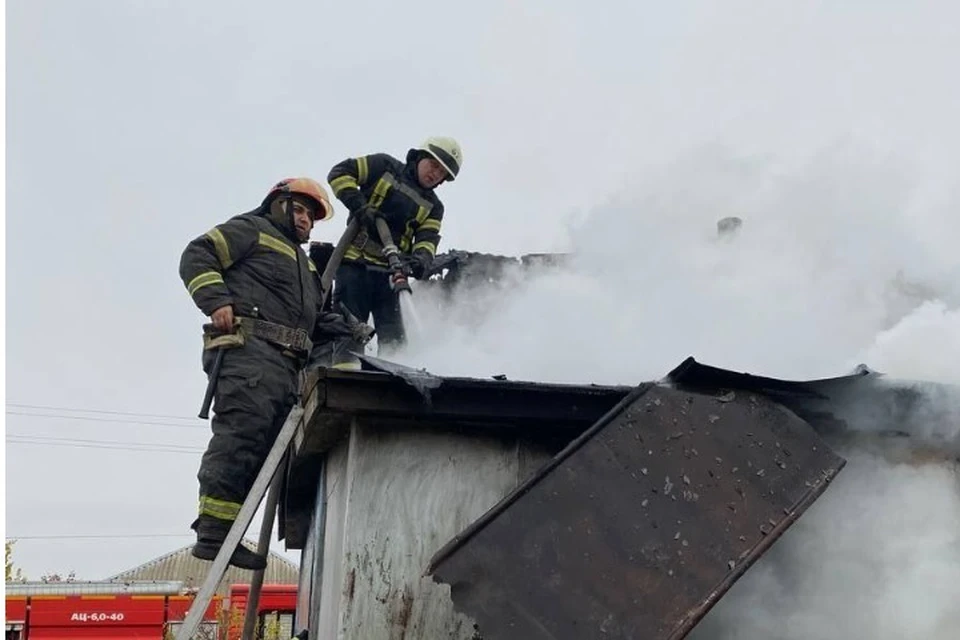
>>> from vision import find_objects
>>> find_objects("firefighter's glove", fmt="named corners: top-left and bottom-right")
top-left (348, 204), bottom-right (377, 226)
top-left (350, 319), bottom-right (376, 345)
top-left (397, 256), bottom-right (414, 277)
top-left (401, 253), bottom-right (430, 279)
top-left (314, 312), bottom-right (355, 339)
top-left (385, 251), bottom-right (404, 274)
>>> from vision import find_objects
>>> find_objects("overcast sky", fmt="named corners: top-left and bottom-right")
top-left (6, 2), bottom-right (960, 633)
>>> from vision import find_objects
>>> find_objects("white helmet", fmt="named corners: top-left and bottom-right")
top-left (419, 136), bottom-right (463, 181)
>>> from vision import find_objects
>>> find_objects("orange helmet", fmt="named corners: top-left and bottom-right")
top-left (264, 177), bottom-right (334, 222)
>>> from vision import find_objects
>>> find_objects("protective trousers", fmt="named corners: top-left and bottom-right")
top-left (334, 262), bottom-right (405, 356)
top-left (197, 336), bottom-right (300, 523)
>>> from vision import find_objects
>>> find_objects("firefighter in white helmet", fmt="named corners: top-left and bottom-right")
top-left (326, 136), bottom-right (463, 362)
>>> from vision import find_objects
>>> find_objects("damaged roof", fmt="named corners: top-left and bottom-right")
top-left (280, 355), bottom-right (878, 549)
top-left (280, 354), bottom-right (958, 639)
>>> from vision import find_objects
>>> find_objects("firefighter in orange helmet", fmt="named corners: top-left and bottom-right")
top-left (178, 177), bottom-right (371, 570)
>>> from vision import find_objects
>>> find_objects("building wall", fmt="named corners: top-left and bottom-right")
top-left (312, 419), bottom-right (555, 640)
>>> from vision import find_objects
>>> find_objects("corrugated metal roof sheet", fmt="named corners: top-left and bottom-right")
top-left (5, 581), bottom-right (185, 596)
top-left (103, 540), bottom-right (299, 595)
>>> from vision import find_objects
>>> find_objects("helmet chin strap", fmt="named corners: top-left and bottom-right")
top-left (282, 195), bottom-right (296, 233)
top-left (268, 193), bottom-right (301, 241)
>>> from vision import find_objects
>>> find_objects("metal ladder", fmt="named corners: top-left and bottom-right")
top-left (174, 404), bottom-right (302, 640)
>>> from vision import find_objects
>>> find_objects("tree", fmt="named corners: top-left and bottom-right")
top-left (260, 611), bottom-right (284, 640)
top-left (6, 539), bottom-right (25, 581)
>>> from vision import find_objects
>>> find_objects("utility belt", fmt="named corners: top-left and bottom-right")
top-left (240, 317), bottom-right (313, 353)
top-left (203, 316), bottom-right (313, 357)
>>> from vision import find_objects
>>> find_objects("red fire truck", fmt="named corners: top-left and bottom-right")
top-left (4, 582), bottom-right (297, 639)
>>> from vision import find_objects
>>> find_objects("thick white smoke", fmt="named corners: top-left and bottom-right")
top-left (401, 140), bottom-right (958, 385)
top-left (390, 139), bottom-right (960, 637)
top-left (689, 452), bottom-right (960, 639)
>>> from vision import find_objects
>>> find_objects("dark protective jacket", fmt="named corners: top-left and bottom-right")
top-left (179, 207), bottom-right (324, 341)
top-left (327, 149), bottom-right (445, 269)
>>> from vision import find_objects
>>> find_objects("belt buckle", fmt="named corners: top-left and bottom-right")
top-left (354, 230), bottom-right (369, 252)
top-left (294, 331), bottom-right (312, 353)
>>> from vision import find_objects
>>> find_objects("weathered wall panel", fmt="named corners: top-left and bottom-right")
top-left (316, 432), bottom-right (351, 640)
top-left (315, 420), bottom-right (554, 639)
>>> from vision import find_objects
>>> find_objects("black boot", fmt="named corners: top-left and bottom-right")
top-left (190, 516), bottom-right (267, 571)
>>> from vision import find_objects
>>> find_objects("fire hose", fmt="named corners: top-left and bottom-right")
top-left (374, 217), bottom-right (413, 294)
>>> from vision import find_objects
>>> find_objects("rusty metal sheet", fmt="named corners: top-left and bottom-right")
top-left (427, 383), bottom-right (846, 640)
